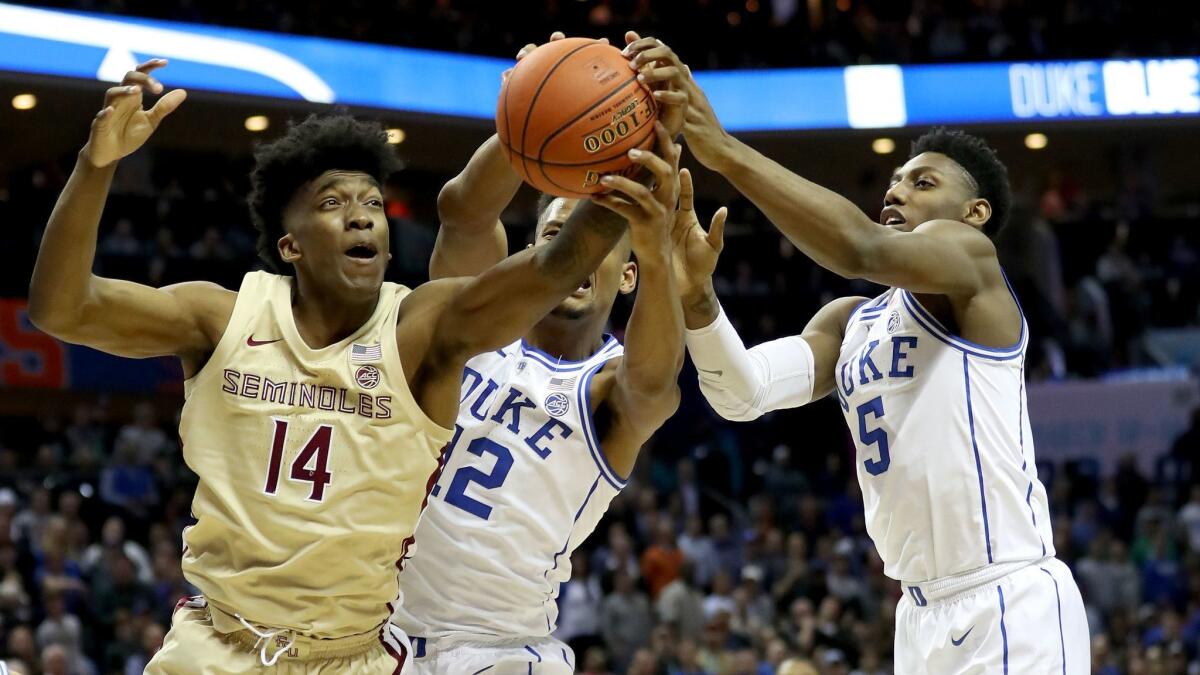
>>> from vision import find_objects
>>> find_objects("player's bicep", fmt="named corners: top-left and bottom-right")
top-left (799, 296), bottom-right (867, 399)
top-left (858, 220), bottom-right (993, 296)
top-left (69, 278), bottom-right (230, 359)
top-left (428, 220), bottom-right (509, 280)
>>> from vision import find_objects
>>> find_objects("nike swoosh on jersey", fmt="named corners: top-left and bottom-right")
top-left (246, 335), bottom-right (283, 347)
top-left (950, 626), bottom-right (974, 646)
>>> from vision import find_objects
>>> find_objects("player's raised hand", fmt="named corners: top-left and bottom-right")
top-left (621, 31), bottom-right (688, 138)
top-left (623, 34), bottom-right (730, 171)
top-left (669, 167), bottom-right (727, 302)
top-left (84, 59), bottom-right (187, 168)
top-left (592, 121), bottom-right (681, 255)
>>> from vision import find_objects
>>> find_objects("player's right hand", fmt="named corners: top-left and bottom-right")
top-left (83, 59), bottom-right (187, 168)
top-left (592, 121), bottom-right (681, 257)
top-left (669, 167), bottom-right (727, 302)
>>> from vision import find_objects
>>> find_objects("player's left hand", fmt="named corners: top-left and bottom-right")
top-left (622, 32), bottom-right (688, 138)
top-left (592, 121), bottom-right (681, 255)
top-left (623, 33), bottom-right (731, 170)
top-left (670, 167), bottom-right (727, 303)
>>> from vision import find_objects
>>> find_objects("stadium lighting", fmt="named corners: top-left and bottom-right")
top-left (244, 115), bottom-right (270, 132)
top-left (11, 93), bottom-right (36, 110)
top-left (386, 128), bottom-right (406, 144)
top-left (1024, 132), bottom-right (1048, 150)
top-left (872, 137), bottom-right (895, 154)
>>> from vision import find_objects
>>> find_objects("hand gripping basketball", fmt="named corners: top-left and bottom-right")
top-left (496, 37), bottom-right (660, 198)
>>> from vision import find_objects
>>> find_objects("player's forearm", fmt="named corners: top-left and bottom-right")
top-left (28, 151), bottom-right (116, 334)
top-left (680, 278), bottom-right (720, 330)
top-left (620, 247), bottom-right (685, 396)
top-left (436, 135), bottom-right (522, 231)
top-left (709, 138), bottom-right (881, 278)
top-left (686, 303), bottom-right (816, 421)
top-left (440, 200), bottom-right (628, 355)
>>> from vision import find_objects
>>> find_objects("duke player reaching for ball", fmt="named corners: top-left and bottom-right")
top-left (392, 82), bottom-right (709, 675)
top-left (627, 35), bottom-right (1090, 674)
top-left (28, 60), bottom-right (643, 674)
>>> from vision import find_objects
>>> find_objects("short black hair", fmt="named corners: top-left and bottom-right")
top-left (248, 114), bottom-right (401, 274)
top-left (910, 128), bottom-right (1011, 240)
top-left (534, 192), bottom-right (633, 261)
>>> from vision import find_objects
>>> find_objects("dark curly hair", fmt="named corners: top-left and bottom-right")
top-left (911, 128), bottom-right (1011, 240)
top-left (248, 114), bottom-right (401, 274)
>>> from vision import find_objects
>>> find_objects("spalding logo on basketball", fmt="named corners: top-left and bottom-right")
top-left (545, 392), bottom-right (570, 417)
top-left (355, 365), bottom-right (381, 389)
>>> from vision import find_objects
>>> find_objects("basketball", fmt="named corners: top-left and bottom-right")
top-left (497, 37), bottom-right (659, 198)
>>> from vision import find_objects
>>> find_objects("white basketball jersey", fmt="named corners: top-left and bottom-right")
top-left (834, 285), bottom-right (1053, 584)
top-left (394, 336), bottom-right (626, 638)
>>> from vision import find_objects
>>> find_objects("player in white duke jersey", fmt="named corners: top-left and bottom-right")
top-left (392, 74), bottom-right (714, 675)
top-left (624, 34), bottom-right (1090, 674)
top-left (28, 59), bottom-right (670, 673)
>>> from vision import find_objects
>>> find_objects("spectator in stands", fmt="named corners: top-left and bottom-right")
top-left (599, 568), bottom-right (651, 674)
top-left (641, 519), bottom-right (684, 599)
top-left (124, 621), bottom-right (166, 675)
top-left (99, 440), bottom-right (159, 521)
top-left (678, 514), bottom-right (717, 588)
top-left (656, 559), bottom-right (705, 643)
top-left (115, 402), bottom-right (171, 466)
top-left (12, 486), bottom-right (52, 551)
top-left (81, 515), bottom-right (154, 584)
top-left (91, 552), bottom-right (156, 640)
top-left (40, 643), bottom-right (71, 675)
top-left (5, 625), bottom-right (38, 670)
top-left (35, 590), bottom-right (86, 674)
top-left (100, 218), bottom-right (143, 257)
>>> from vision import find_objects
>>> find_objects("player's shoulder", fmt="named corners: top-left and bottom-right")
top-left (162, 280), bottom-right (237, 336)
top-left (810, 294), bottom-right (872, 335)
top-left (912, 219), bottom-right (997, 256)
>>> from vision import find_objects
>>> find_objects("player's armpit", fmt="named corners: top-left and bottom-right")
top-left (799, 295), bottom-right (868, 399)
top-left (854, 219), bottom-right (999, 297)
top-left (30, 277), bottom-right (233, 367)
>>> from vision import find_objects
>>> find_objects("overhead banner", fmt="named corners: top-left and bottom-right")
top-left (0, 2), bottom-right (1197, 131)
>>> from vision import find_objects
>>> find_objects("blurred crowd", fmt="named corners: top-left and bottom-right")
top-left (14, 0), bottom-right (1200, 70)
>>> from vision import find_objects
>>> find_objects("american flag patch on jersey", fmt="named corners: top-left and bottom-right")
top-left (350, 342), bottom-right (383, 364)
top-left (548, 376), bottom-right (577, 391)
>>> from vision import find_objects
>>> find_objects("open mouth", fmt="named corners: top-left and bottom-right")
top-left (881, 208), bottom-right (906, 227)
top-left (344, 242), bottom-right (378, 262)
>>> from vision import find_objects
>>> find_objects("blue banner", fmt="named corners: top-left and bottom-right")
top-left (1, 3), bottom-right (1197, 131)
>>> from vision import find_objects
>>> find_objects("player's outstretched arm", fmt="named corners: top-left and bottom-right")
top-left (625, 35), bottom-right (996, 298)
top-left (27, 61), bottom-right (231, 369)
top-left (593, 124), bottom-right (685, 476)
top-left (665, 172), bottom-right (862, 420)
top-left (429, 34), bottom-right (569, 279)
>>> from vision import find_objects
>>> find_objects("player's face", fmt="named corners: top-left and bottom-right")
top-left (280, 170), bottom-right (391, 299)
top-left (881, 152), bottom-right (979, 232)
top-left (533, 198), bottom-right (636, 320)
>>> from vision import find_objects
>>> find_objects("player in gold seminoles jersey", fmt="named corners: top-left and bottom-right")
top-left (28, 60), bottom-right (675, 673)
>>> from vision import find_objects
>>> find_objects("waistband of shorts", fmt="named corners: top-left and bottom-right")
top-left (203, 598), bottom-right (382, 660)
top-left (407, 632), bottom-right (542, 659)
top-left (900, 557), bottom-right (1045, 606)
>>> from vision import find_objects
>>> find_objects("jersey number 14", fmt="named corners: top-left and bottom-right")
top-left (263, 419), bottom-right (333, 502)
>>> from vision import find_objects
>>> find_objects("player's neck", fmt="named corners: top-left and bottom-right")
top-left (289, 278), bottom-right (379, 349)
top-left (525, 313), bottom-right (607, 362)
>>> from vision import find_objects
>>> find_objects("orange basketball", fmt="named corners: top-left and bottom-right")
top-left (497, 37), bottom-right (659, 199)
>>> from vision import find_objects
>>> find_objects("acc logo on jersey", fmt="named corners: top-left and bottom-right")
top-left (888, 311), bottom-right (901, 334)
top-left (355, 365), bottom-right (381, 389)
top-left (545, 392), bottom-right (570, 417)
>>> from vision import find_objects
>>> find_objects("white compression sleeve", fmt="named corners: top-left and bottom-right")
top-left (685, 306), bottom-right (815, 421)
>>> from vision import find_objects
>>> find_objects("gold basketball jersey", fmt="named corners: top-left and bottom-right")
top-left (178, 271), bottom-right (452, 638)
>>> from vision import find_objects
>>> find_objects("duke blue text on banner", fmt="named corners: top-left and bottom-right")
top-left (0, 2), bottom-right (1197, 130)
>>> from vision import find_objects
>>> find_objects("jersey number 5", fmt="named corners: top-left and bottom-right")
top-left (857, 396), bottom-right (890, 475)
top-left (264, 419), bottom-right (333, 502)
